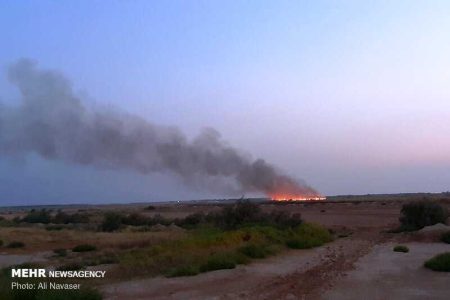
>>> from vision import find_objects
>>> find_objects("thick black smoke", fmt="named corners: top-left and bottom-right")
top-left (0, 59), bottom-right (319, 198)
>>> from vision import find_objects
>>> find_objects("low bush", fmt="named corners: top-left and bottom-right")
top-left (166, 265), bottom-right (200, 277)
top-left (424, 252), bottom-right (450, 272)
top-left (72, 244), bottom-right (96, 252)
top-left (7, 241), bottom-right (25, 248)
top-left (286, 223), bottom-right (332, 249)
top-left (399, 201), bottom-right (448, 231)
top-left (199, 254), bottom-right (238, 272)
top-left (238, 244), bottom-right (275, 259)
top-left (393, 245), bottom-right (409, 253)
top-left (440, 231), bottom-right (450, 244)
top-left (0, 240), bottom-right (3, 247)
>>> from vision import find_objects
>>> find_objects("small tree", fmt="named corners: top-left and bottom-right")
top-left (399, 201), bottom-right (448, 231)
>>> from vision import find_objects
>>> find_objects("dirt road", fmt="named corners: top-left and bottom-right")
top-left (101, 230), bottom-right (379, 300)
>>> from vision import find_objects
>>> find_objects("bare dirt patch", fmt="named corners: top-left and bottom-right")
top-left (323, 242), bottom-right (450, 300)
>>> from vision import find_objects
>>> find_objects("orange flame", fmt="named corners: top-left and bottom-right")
top-left (265, 176), bottom-right (325, 201)
top-left (270, 193), bottom-right (326, 201)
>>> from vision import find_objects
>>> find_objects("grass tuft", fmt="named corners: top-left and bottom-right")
top-left (199, 254), bottom-right (237, 272)
top-left (393, 245), bottom-right (409, 253)
top-left (238, 244), bottom-right (276, 259)
top-left (424, 252), bottom-right (450, 272)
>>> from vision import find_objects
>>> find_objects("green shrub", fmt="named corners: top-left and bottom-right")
top-left (101, 212), bottom-right (123, 232)
top-left (72, 244), bottom-right (96, 252)
top-left (399, 201), bottom-right (448, 231)
top-left (118, 222), bottom-right (329, 278)
top-left (166, 265), bottom-right (200, 277)
top-left (424, 252), bottom-right (450, 272)
top-left (440, 231), bottom-right (450, 244)
top-left (238, 244), bottom-right (273, 259)
top-left (53, 248), bottom-right (67, 257)
top-left (7, 241), bottom-right (25, 248)
top-left (393, 245), bottom-right (409, 253)
top-left (286, 223), bottom-right (332, 249)
top-left (199, 254), bottom-right (237, 272)
top-left (0, 240), bottom-right (3, 247)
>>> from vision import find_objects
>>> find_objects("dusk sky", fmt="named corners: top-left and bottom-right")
top-left (1, 0), bottom-right (450, 205)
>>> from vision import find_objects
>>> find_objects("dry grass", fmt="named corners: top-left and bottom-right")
top-left (0, 227), bottom-right (185, 253)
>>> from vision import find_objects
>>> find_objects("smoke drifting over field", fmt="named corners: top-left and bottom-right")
top-left (0, 59), bottom-right (319, 198)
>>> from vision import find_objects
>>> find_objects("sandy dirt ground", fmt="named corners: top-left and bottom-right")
top-left (0, 251), bottom-right (49, 268)
top-left (323, 242), bottom-right (450, 300)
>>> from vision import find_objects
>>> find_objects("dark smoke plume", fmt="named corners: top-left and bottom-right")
top-left (0, 59), bottom-right (319, 198)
